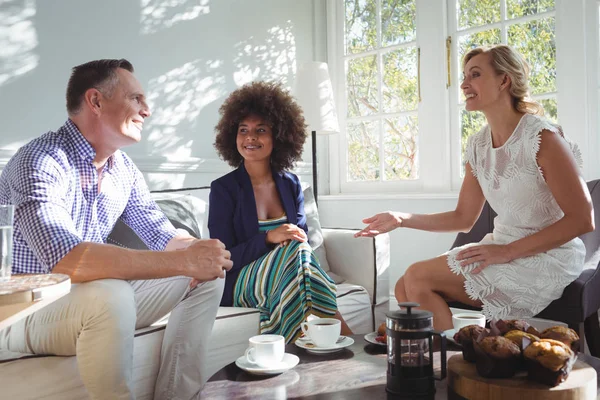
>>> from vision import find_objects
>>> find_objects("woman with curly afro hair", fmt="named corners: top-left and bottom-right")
top-left (209, 81), bottom-right (352, 342)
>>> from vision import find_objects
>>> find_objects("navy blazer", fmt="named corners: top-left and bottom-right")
top-left (209, 164), bottom-right (308, 306)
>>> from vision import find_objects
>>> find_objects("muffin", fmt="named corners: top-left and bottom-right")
top-left (504, 330), bottom-right (540, 350)
top-left (523, 339), bottom-right (577, 387)
top-left (539, 326), bottom-right (580, 352)
top-left (376, 322), bottom-right (387, 344)
top-left (377, 322), bottom-right (386, 336)
top-left (454, 325), bottom-right (489, 362)
top-left (494, 319), bottom-right (541, 336)
top-left (473, 336), bottom-right (521, 378)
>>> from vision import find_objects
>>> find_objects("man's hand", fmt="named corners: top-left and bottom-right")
top-left (354, 212), bottom-right (403, 238)
top-left (184, 239), bottom-right (232, 284)
top-left (265, 224), bottom-right (307, 246)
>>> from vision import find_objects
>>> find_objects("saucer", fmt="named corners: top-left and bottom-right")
top-left (443, 328), bottom-right (460, 347)
top-left (294, 336), bottom-right (354, 354)
top-left (235, 353), bottom-right (299, 375)
top-left (364, 332), bottom-right (386, 347)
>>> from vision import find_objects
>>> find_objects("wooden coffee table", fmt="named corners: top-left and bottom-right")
top-left (202, 334), bottom-right (459, 399)
top-left (204, 334), bottom-right (600, 399)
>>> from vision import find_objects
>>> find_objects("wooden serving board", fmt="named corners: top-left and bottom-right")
top-left (448, 354), bottom-right (597, 400)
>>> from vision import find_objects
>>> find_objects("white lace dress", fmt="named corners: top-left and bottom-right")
top-left (446, 113), bottom-right (586, 320)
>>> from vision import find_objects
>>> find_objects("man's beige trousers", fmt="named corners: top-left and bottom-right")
top-left (0, 276), bottom-right (224, 400)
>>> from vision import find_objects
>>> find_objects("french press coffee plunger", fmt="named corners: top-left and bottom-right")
top-left (386, 302), bottom-right (446, 399)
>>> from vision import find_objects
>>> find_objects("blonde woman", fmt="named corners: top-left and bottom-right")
top-left (355, 45), bottom-right (594, 330)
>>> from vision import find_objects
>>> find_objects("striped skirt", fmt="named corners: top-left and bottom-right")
top-left (233, 241), bottom-right (338, 343)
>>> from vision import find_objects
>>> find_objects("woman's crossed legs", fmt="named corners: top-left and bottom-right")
top-left (395, 255), bottom-right (483, 331)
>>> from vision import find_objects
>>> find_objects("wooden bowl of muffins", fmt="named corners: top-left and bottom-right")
top-left (448, 320), bottom-right (597, 399)
top-left (452, 320), bottom-right (581, 386)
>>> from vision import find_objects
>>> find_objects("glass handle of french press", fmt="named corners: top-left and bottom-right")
top-left (432, 330), bottom-right (447, 381)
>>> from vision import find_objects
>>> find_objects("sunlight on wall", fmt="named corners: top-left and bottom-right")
top-left (140, 0), bottom-right (210, 35)
top-left (3, 140), bottom-right (29, 151)
top-left (0, 0), bottom-right (39, 87)
top-left (146, 172), bottom-right (187, 189)
top-left (145, 59), bottom-right (226, 158)
top-left (234, 22), bottom-right (297, 86)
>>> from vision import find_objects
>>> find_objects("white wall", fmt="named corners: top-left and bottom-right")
top-left (0, 0), bottom-right (318, 188)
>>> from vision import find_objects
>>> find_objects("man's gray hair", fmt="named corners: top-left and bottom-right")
top-left (66, 59), bottom-right (134, 115)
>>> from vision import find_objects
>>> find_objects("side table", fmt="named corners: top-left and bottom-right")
top-left (0, 274), bottom-right (71, 331)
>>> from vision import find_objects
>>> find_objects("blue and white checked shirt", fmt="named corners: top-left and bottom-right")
top-left (0, 119), bottom-right (178, 274)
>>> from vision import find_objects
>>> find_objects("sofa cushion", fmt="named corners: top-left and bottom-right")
top-left (302, 186), bottom-right (342, 282)
top-left (106, 191), bottom-right (206, 248)
top-left (151, 188), bottom-right (210, 238)
top-left (107, 219), bottom-right (147, 250)
top-left (335, 283), bottom-right (372, 333)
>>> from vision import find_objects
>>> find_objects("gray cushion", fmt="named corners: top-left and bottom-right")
top-left (106, 198), bottom-right (199, 250)
top-left (154, 198), bottom-right (201, 238)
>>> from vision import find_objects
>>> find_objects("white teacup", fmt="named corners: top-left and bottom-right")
top-left (300, 318), bottom-right (341, 347)
top-left (452, 313), bottom-right (486, 330)
top-left (244, 334), bottom-right (285, 368)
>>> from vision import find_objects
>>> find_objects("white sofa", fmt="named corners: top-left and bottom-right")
top-left (0, 186), bottom-right (390, 399)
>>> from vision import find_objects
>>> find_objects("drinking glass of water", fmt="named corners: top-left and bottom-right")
top-left (0, 205), bottom-right (14, 280)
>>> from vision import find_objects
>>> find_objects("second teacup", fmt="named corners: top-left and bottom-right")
top-left (452, 313), bottom-right (486, 331)
top-left (300, 318), bottom-right (341, 347)
top-left (244, 334), bottom-right (285, 368)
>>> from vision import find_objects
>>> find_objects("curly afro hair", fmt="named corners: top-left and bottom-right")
top-left (214, 81), bottom-right (307, 172)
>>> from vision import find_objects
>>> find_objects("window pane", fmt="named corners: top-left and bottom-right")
top-left (457, 0), bottom-right (500, 31)
top-left (348, 120), bottom-right (380, 181)
top-left (384, 115), bottom-right (419, 180)
top-left (383, 47), bottom-right (418, 112)
top-left (458, 29), bottom-right (502, 63)
top-left (506, 0), bottom-right (554, 20)
top-left (460, 109), bottom-right (486, 168)
top-left (540, 98), bottom-right (557, 123)
top-left (508, 17), bottom-right (556, 94)
top-left (381, 0), bottom-right (416, 47)
top-left (347, 56), bottom-right (379, 117)
top-left (345, 0), bottom-right (377, 55)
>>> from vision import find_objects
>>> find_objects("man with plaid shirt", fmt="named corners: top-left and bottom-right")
top-left (0, 59), bottom-right (232, 399)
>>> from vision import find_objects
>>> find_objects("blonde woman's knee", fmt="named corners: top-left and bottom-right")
top-left (403, 261), bottom-right (422, 282)
top-left (394, 277), bottom-right (408, 302)
top-left (403, 261), bottom-right (431, 296)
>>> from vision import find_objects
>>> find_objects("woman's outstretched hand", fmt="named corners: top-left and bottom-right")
top-left (266, 223), bottom-right (307, 246)
top-left (354, 212), bottom-right (404, 237)
top-left (456, 244), bottom-right (514, 274)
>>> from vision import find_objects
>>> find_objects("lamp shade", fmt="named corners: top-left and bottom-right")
top-left (293, 62), bottom-right (340, 135)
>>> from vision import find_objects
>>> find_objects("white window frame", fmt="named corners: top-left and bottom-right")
top-left (327, 0), bottom-right (452, 195)
top-left (326, 0), bottom-right (599, 197)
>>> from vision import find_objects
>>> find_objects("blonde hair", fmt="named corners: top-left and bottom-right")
top-left (462, 45), bottom-right (544, 116)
